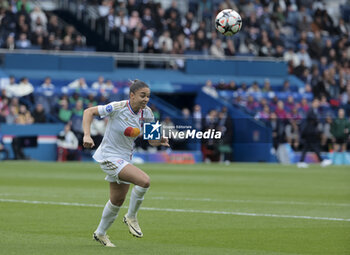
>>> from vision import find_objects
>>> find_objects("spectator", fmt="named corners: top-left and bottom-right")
top-left (210, 39), bottom-right (225, 59)
top-left (3, 76), bottom-right (18, 98)
top-left (269, 112), bottom-right (285, 150)
top-left (158, 31), bottom-right (173, 53)
top-left (182, 108), bottom-right (191, 120)
top-left (6, 105), bottom-right (18, 124)
top-left (284, 47), bottom-right (300, 68)
top-left (30, 6), bottom-right (47, 28)
top-left (47, 15), bottom-right (61, 37)
top-left (331, 108), bottom-right (350, 154)
top-left (2, 34), bottom-right (16, 50)
top-left (57, 123), bottom-right (80, 161)
top-left (40, 77), bottom-right (55, 95)
top-left (202, 80), bottom-right (218, 98)
top-left (262, 79), bottom-right (272, 92)
top-left (246, 95), bottom-right (259, 112)
top-left (193, 104), bottom-right (202, 130)
top-left (275, 100), bottom-right (288, 119)
top-left (115, 9), bottom-right (128, 34)
top-left (17, 77), bottom-right (34, 103)
top-left (320, 115), bottom-right (333, 151)
top-left (72, 100), bottom-right (84, 117)
top-left (0, 97), bottom-right (9, 123)
top-left (58, 99), bottom-right (72, 123)
top-left (217, 110), bottom-right (233, 164)
top-left (32, 103), bottom-right (46, 123)
top-left (128, 10), bottom-right (141, 31)
top-left (255, 105), bottom-right (270, 122)
top-left (141, 8), bottom-right (155, 30)
top-left (92, 76), bottom-right (106, 90)
top-left (285, 119), bottom-right (300, 150)
top-left (224, 39), bottom-right (235, 56)
top-left (90, 117), bottom-right (108, 148)
top-left (67, 78), bottom-right (88, 90)
top-left (285, 95), bottom-right (295, 112)
top-left (281, 80), bottom-right (292, 92)
top-left (296, 43), bottom-right (312, 68)
top-left (84, 94), bottom-right (98, 107)
top-left (202, 109), bottom-right (219, 162)
top-left (60, 35), bottom-right (75, 51)
top-left (15, 104), bottom-right (34, 125)
top-left (247, 81), bottom-right (261, 93)
top-left (143, 39), bottom-right (159, 54)
top-left (299, 98), bottom-right (310, 116)
top-left (227, 81), bottom-right (237, 91)
top-left (15, 33), bottom-right (31, 49)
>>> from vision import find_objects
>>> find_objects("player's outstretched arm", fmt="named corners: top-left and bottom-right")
top-left (148, 137), bottom-right (170, 147)
top-left (82, 106), bottom-right (99, 149)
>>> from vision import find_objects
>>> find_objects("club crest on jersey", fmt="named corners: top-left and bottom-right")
top-left (124, 127), bottom-right (140, 137)
top-left (106, 105), bottom-right (113, 113)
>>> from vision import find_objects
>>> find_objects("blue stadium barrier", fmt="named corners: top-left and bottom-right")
top-left (5, 54), bottom-right (59, 70)
top-left (186, 59), bottom-right (287, 77)
top-left (1, 124), bottom-right (64, 161)
top-left (4, 53), bottom-right (114, 72)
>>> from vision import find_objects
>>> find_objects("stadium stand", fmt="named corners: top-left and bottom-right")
top-left (0, 0), bottom-right (349, 163)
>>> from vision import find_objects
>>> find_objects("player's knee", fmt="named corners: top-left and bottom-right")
top-left (110, 197), bottom-right (125, 206)
top-left (139, 176), bottom-right (150, 188)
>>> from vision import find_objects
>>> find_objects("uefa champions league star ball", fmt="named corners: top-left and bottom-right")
top-left (215, 9), bottom-right (242, 36)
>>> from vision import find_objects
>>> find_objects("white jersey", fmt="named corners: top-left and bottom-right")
top-left (93, 100), bottom-right (154, 162)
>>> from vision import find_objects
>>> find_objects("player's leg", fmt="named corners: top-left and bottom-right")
top-left (312, 142), bottom-right (332, 167)
top-left (341, 142), bottom-right (347, 164)
top-left (94, 183), bottom-right (130, 247)
top-left (310, 142), bottom-right (322, 162)
top-left (298, 142), bottom-right (309, 168)
top-left (118, 164), bottom-right (150, 237)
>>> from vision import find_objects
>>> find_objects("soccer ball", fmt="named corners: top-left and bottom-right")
top-left (215, 9), bottom-right (242, 36)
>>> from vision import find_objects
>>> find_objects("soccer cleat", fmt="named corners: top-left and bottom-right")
top-left (297, 162), bottom-right (309, 168)
top-left (123, 214), bottom-right (143, 238)
top-left (321, 159), bottom-right (332, 167)
top-left (93, 232), bottom-right (116, 247)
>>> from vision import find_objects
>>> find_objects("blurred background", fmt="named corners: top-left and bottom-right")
top-left (0, 0), bottom-right (349, 165)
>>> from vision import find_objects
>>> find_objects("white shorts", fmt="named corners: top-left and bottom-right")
top-left (98, 158), bottom-right (131, 184)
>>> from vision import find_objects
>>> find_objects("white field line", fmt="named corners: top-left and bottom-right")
top-left (0, 198), bottom-right (349, 222)
top-left (149, 197), bottom-right (350, 207)
top-left (1, 193), bottom-right (349, 207)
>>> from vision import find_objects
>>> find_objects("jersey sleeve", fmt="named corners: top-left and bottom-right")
top-left (97, 101), bottom-right (125, 118)
top-left (143, 106), bottom-right (155, 123)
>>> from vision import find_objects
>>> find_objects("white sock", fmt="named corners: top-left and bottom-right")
top-left (95, 200), bottom-right (120, 235)
top-left (127, 186), bottom-right (149, 218)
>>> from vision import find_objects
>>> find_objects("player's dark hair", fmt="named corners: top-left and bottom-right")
top-left (129, 79), bottom-right (149, 95)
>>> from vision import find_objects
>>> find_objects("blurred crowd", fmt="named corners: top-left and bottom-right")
top-left (201, 78), bottom-right (350, 153)
top-left (89, 0), bottom-right (349, 59)
top-left (87, 0), bottom-right (350, 118)
top-left (0, 0), bottom-right (87, 50)
top-left (0, 76), bottom-right (123, 126)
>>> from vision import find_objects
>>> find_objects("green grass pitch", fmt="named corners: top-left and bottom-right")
top-left (0, 161), bottom-right (349, 255)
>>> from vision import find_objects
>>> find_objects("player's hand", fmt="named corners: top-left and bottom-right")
top-left (83, 135), bottom-right (95, 149)
top-left (160, 137), bottom-right (170, 147)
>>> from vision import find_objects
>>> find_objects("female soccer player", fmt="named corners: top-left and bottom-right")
top-left (82, 80), bottom-right (169, 247)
